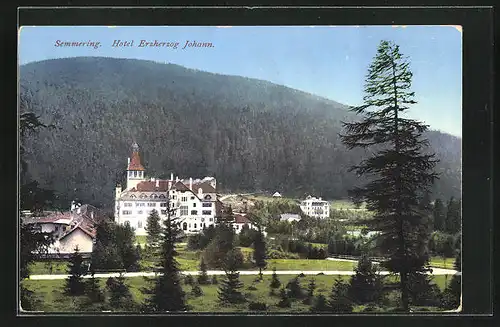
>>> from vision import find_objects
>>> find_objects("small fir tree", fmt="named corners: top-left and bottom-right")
top-left (277, 287), bottom-right (291, 308)
top-left (64, 246), bottom-right (87, 296)
top-left (348, 255), bottom-right (383, 304)
top-left (218, 250), bottom-right (246, 305)
top-left (303, 278), bottom-right (316, 305)
top-left (191, 283), bottom-right (204, 297)
top-left (84, 269), bottom-right (105, 304)
top-left (310, 294), bottom-right (330, 312)
top-left (211, 275), bottom-right (219, 285)
top-left (270, 267), bottom-right (281, 289)
top-left (197, 257), bottom-right (210, 285)
top-left (328, 279), bottom-right (354, 313)
top-left (106, 274), bottom-right (136, 311)
top-left (286, 277), bottom-right (305, 299)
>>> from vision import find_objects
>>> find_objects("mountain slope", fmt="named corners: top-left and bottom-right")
top-left (19, 57), bottom-right (461, 208)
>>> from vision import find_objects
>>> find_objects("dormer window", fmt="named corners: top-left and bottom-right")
top-left (204, 195), bottom-right (212, 200)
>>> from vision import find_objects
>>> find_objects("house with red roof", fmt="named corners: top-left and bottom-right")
top-left (114, 142), bottom-right (221, 235)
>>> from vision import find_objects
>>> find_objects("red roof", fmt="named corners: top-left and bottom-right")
top-left (23, 212), bottom-right (73, 224)
top-left (234, 214), bottom-right (251, 224)
top-left (128, 151), bottom-right (145, 171)
top-left (192, 182), bottom-right (216, 193)
top-left (60, 221), bottom-right (96, 240)
top-left (134, 180), bottom-right (171, 192)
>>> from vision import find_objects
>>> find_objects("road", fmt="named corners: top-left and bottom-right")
top-left (29, 268), bottom-right (459, 280)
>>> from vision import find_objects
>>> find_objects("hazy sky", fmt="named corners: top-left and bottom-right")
top-left (19, 25), bottom-right (462, 137)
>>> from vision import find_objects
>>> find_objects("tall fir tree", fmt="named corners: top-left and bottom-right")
top-left (445, 197), bottom-right (461, 234)
top-left (432, 198), bottom-right (446, 232)
top-left (218, 249), bottom-right (246, 305)
top-left (64, 246), bottom-right (87, 296)
top-left (115, 222), bottom-right (141, 271)
top-left (145, 209), bottom-right (162, 248)
top-left (205, 205), bottom-right (237, 268)
top-left (142, 202), bottom-right (187, 312)
top-left (340, 40), bottom-right (439, 312)
top-left (253, 225), bottom-right (267, 280)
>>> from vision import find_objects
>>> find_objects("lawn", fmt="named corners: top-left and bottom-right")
top-left (429, 257), bottom-right (456, 269)
top-left (21, 274), bottom-right (452, 313)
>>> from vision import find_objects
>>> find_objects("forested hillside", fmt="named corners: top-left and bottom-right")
top-left (19, 57), bottom-right (461, 208)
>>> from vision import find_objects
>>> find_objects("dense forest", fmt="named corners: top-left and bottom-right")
top-left (19, 57), bottom-right (461, 209)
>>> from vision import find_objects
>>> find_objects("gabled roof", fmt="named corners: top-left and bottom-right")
top-left (59, 221), bottom-right (96, 240)
top-left (234, 214), bottom-right (251, 224)
top-left (128, 151), bottom-right (145, 171)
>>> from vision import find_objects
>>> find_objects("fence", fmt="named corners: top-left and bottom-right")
top-left (328, 254), bottom-right (386, 262)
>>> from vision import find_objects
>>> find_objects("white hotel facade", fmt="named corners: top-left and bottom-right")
top-left (114, 143), bottom-right (222, 235)
top-left (299, 196), bottom-right (330, 219)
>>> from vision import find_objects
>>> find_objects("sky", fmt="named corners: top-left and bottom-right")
top-left (19, 25), bottom-right (462, 137)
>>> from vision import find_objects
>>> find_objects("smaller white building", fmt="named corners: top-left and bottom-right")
top-left (272, 192), bottom-right (282, 198)
top-left (280, 213), bottom-right (301, 222)
top-left (300, 196), bottom-right (330, 219)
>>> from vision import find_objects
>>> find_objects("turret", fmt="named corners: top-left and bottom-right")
top-left (126, 142), bottom-right (146, 190)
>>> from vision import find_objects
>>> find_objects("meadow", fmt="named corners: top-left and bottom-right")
top-left (22, 274), bottom-right (452, 313)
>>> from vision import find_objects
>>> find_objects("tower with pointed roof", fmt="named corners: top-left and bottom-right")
top-left (126, 142), bottom-right (146, 191)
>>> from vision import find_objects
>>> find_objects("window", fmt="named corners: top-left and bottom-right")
top-left (128, 171), bottom-right (132, 177)
top-left (173, 195), bottom-right (177, 200)
top-left (148, 203), bottom-right (156, 207)
top-left (124, 202), bottom-right (132, 207)
top-left (138, 210), bottom-right (143, 214)
top-left (194, 223), bottom-right (197, 229)
top-left (209, 218), bottom-right (213, 222)
top-left (191, 210), bottom-right (198, 215)
top-left (201, 218), bottom-right (205, 222)
top-left (193, 203), bottom-right (197, 207)
top-left (236, 225), bottom-right (240, 230)
top-left (202, 210), bottom-right (211, 215)
top-left (189, 224), bottom-right (191, 228)
top-left (134, 171), bottom-right (138, 177)
top-left (138, 221), bottom-right (143, 228)
top-left (130, 194), bottom-right (136, 198)
top-left (161, 210), bottom-right (167, 215)
top-left (159, 194), bottom-right (166, 198)
top-left (140, 194), bottom-right (146, 199)
top-left (183, 222), bottom-right (187, 231)
top-left (204, 195), bottom-right (212, 200)
top-left (181, 196), bottom-right (187, 202)
top-left (202, 202), bottom-right (212, 207)
top-left (180, 206), bottom-right (188, 216)
top-left (122, 210), bottom-right (132, 215)
top-left (124, 220), bottom-right (130, 226)
top-left (160, 202), bottom-right (168, 207)
top-left (191, 196), bottom-right (195, 200)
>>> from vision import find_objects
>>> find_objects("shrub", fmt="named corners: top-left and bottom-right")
top-left (184, 275), bottom-right (194, 285)
top-left (248, 301), bottom-right (268, 311)
top-left (310, 294), bottom-right (330, 312)
top-left (247, 284), bottom-right (258, 291)
top-left (211, 275), bottom-right (218, 285)
top-left (286, 277), bottom-right (305, 299)
top-left (277, 288), bottom-right (291, 308)
top-left (191, 284), bottom-right (203, 297)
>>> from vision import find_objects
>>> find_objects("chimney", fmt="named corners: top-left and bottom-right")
top-left (170, 172), bottom-right (174, 181)
top-left (91, 211), bottom-right (94, 219)
top-left (127, 157), bottom-right (130, 166)
top-left (168, 180), bottom-right (172, 189)
top-left (156, 179), bottom-right (159, 188)
top-left (189, 178), bottom-right (193, 190)
top-left (176, 176), bottom-right (179, 182)
top-left (198, 187), bottom-right (203, 195)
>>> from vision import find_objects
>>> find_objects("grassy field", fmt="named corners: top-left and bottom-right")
top-left (430, 257), bottom-right (456, 269)
top-left (21, 274), bottom-right (451, 313)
